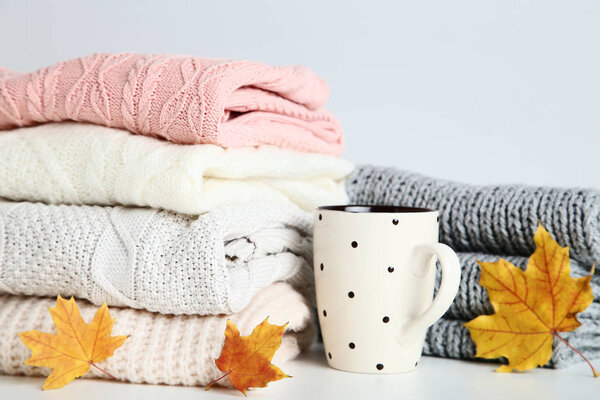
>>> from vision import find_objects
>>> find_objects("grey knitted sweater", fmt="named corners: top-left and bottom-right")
top-left (347, 166), bottom-right (600, 266)
top-left (437, 253), bottom-right (599, 321)
top-left (347, 166), bottom-right (600, 367)
top-left (425, 253), bottom-right (600, 367)
top-left (423, 305), bottom-right (600, 368)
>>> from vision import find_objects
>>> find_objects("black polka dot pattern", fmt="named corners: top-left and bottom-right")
top-left (436, 216), bottom-right (440, 222)
top-left (415, 361), bottom-right (418, 367)
top-left (316, 209), bottom-right (419, 374)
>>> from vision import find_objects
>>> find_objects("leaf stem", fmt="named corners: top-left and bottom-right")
top-left (91, 363), bottom-right (118, 380)
top-left (205, 372), bottom-right (230, 391)
top-left (553, 331), bottom-right (599, 377)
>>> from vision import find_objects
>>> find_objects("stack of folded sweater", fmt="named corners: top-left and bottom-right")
top-left (347, 166), bottom-right (600, 368)
top-left (0, 53), bottom-right (352, 386)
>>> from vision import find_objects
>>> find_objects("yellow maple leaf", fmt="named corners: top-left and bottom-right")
top-left (206, 318), bottom-right (290, 395)
top-left (19, 295), bottom-right (128, 390)
top-left (465, 223), bottom-right (598, 376)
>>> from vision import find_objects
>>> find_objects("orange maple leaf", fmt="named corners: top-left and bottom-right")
top-left (465, 223), bottom-right (598, 376)
top-left (206, 318), bottom-right (290, 395)
top-left (19, 295), bottom-right (128, 390)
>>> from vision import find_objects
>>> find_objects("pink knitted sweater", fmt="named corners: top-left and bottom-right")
top-left (0, 53), bottom-right (343, 155)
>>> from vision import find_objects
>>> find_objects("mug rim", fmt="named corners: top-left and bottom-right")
top-left (317, 204), bottom-right (436, 213)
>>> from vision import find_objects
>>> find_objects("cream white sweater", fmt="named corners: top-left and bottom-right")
top-left (0, 200), bottom-right (313, 315)
top-left (0, 283), bottom-right (314, 387)
top-left (0, 122), bottom-right (352, 213)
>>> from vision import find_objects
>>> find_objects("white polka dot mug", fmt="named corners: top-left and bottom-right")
top-left (314, 205), bottom-right (461, 373)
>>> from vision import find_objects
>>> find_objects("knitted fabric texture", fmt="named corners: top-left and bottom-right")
top-left (0, 53), bottom-right (344, 155)
top-left (436, 252), bottom-right (600, 321)
top-left (0, 283), bottom-right (314, 387)
top-left (0, 123), bottom-right (352, 214)
top-left (424, 304), bottom-right (600, 368)
top-left (0, 200), bottom-right (313, 315)
top-left (347, 166), bottom-right (600, 266)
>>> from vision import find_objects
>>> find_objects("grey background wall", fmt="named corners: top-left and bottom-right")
top-left (1, 0), bottom-right (598, 187)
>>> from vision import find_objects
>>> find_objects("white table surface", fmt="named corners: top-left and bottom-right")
top-left (1, 344), bottom-right (598, 400)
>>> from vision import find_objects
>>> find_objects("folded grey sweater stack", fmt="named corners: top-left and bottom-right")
top-left (346, 166), bottom-right (600, 368)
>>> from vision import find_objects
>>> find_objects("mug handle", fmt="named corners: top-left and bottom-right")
top-left (398, 243), bottom-right (461, 345)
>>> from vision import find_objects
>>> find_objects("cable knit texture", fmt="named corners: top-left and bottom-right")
top-left (347, 166), bottom-right (600, 266)
top-left (0, 283), bottom-right (315, 387)
top-left (424, 304), bottom-right (600, 368)
top-left (0, 200), bottom-right (313, 315)
top-left (435, 253), bottom-right (600, 320)
top-left (0, 53), bottom-right (344, 155)
top-left (0, 123), bottom-right (352, 214)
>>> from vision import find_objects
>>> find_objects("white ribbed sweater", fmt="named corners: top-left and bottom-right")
top-left (0, 283), bottom-right (314, 387)
top-left (0, 122), bottom-right (352, 214)
top-left (0, 200), bottom-right (313, 315)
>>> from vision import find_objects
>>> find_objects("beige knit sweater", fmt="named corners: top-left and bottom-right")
top-left (0, 283), bottom-right (314, 387)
